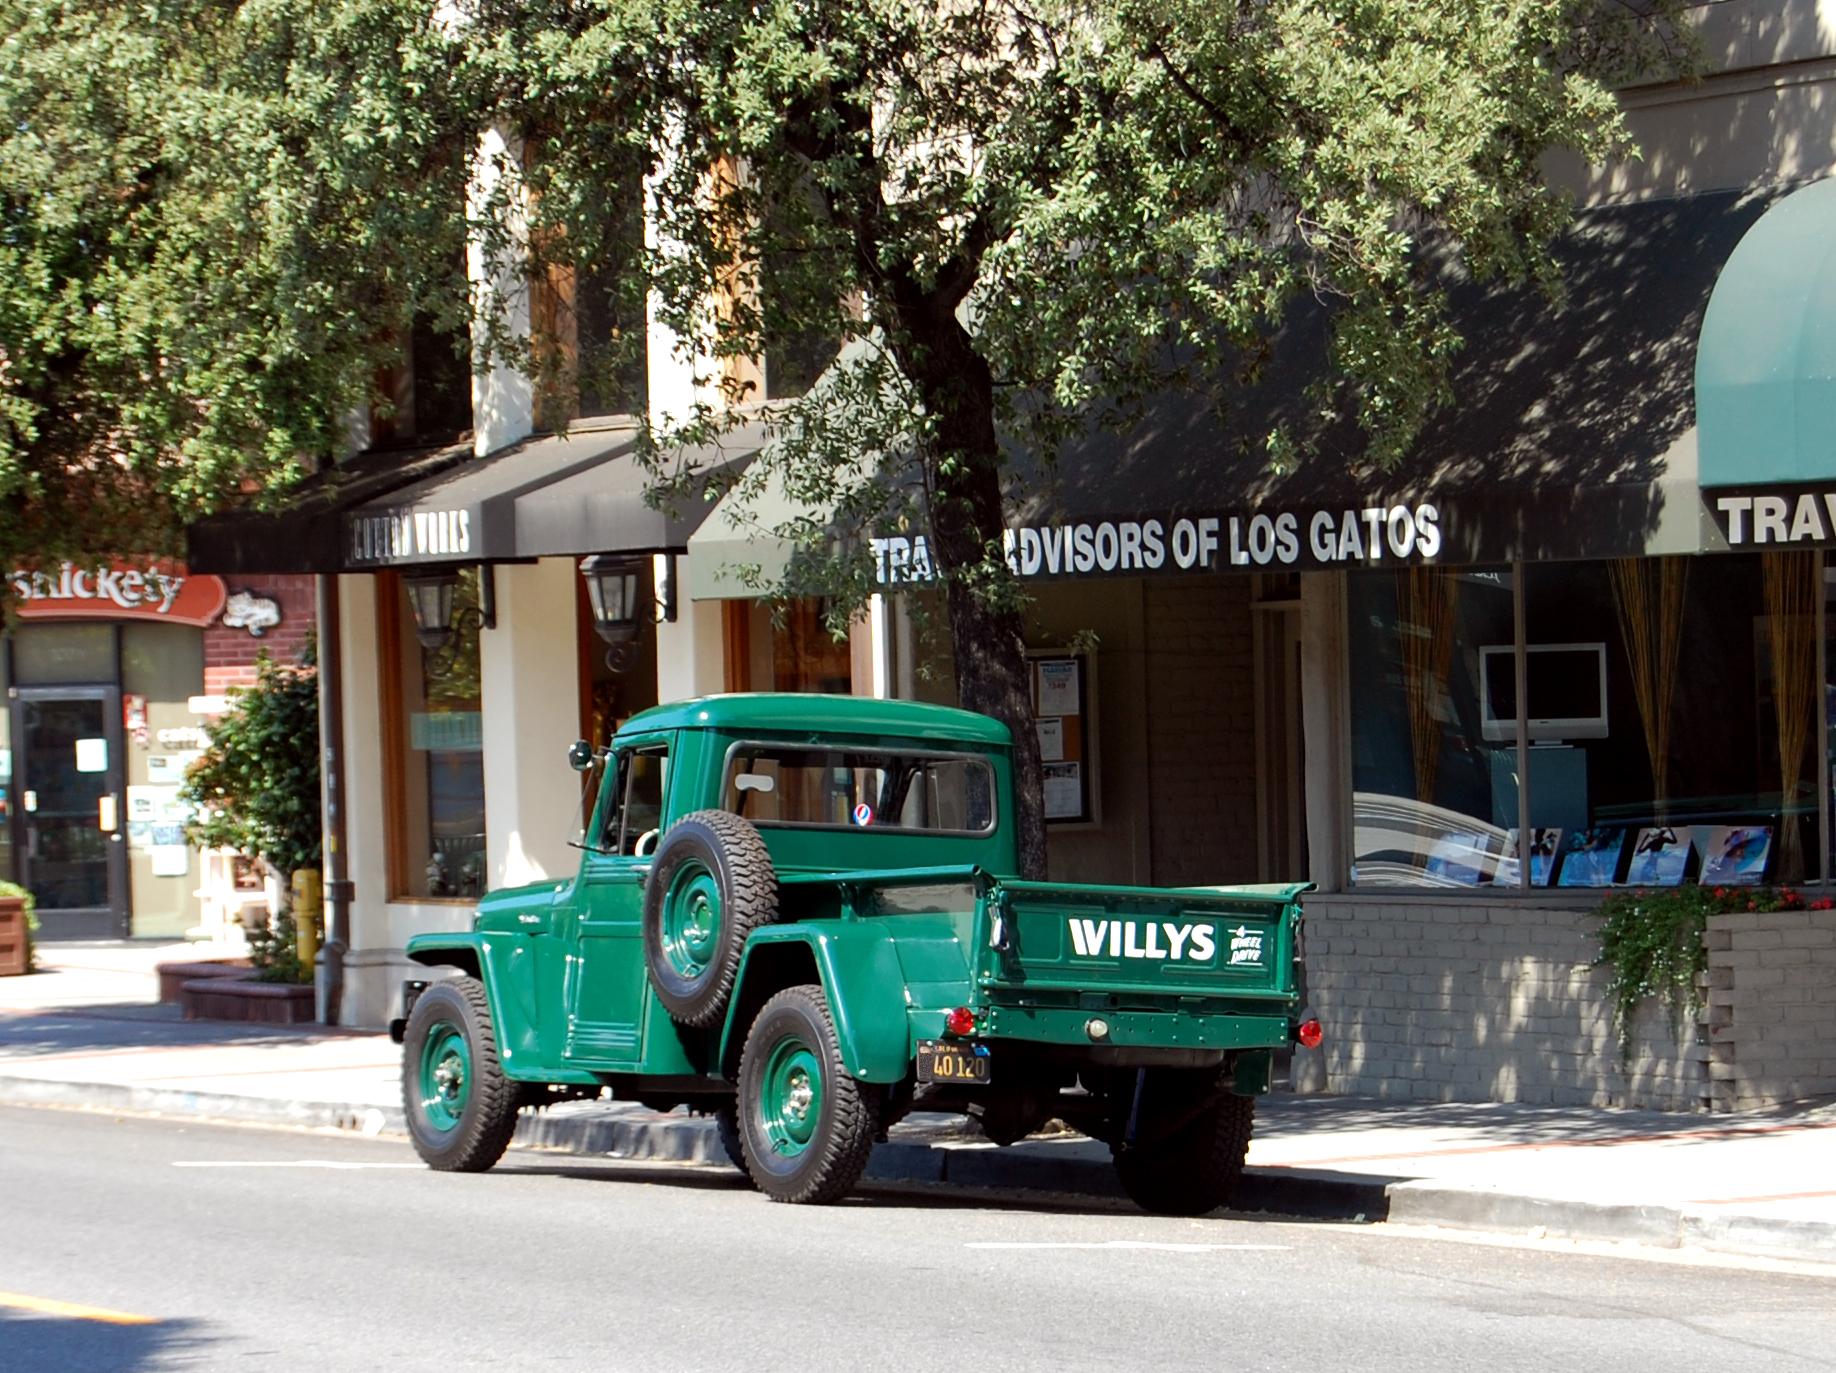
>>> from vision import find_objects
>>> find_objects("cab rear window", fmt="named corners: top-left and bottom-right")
top-left (722, 745), bottom-right (996, 835)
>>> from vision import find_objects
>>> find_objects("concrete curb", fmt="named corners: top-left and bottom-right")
top-left (4, 1074), bottom-right (1832, 1265)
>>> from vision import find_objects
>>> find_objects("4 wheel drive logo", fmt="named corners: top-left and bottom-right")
top-left (1067, 919), bottom-right (1268, 966)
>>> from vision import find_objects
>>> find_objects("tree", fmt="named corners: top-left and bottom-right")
top-left (2, 0), bottom-right (1692, 874)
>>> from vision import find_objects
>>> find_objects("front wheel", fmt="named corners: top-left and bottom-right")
top-left (1112, 1074), bottom-right (1255, 1216)
top-left (736, 984), bottom-right (876, 1204)
top-left (401, 978), bottom-right (521, 1172)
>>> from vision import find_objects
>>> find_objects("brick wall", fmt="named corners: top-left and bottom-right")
top-left (203, 574), bottom-right (317, 695)
top-left (1143, 580), bottom-right (1258, 887)
top-left (1293, 893), bottom-right (1704, 1111)
top-left (1705, 909), bottom-right (1836, 1110)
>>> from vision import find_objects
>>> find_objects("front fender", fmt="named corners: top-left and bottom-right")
top-left (721, 924), bottom-right (912, 1084)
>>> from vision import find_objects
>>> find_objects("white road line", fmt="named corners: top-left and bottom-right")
top-left (965, 1241), bottom-right (1291, 1253)
top-left (171, 1160), bottom-right (423, 1170)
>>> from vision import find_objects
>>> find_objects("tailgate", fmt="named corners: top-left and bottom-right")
top-left (975, 879), bottom-right (1307, 1003)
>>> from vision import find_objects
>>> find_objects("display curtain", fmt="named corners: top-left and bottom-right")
top-left (1762, 551), bottom-right (1818, 881)
top-left (1398, 568), bottom-right (1459, 807)
top-left (1609, 557), bottom-right (1689, 820)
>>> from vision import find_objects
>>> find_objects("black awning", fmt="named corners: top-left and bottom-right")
top-left (187, 441), bottom-right (477, 575)
top-left (1002, 188), bottom-right (1779, 571)
top-left (510, 420), bottom-right (770, 558)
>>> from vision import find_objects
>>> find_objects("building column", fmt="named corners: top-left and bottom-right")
top-left (479, 558), bottom-right (582, 888)
top-left (655, 597), bottom-right (726, 702)
top-left (1299, 570), bottom-right (1349, 895)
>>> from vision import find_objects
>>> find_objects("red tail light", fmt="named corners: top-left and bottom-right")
top-left (1296, 1017), bottom-right (1324, 1050)
top-left (945, 1006), bottom-right (977, 1037)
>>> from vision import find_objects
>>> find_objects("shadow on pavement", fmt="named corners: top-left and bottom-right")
top-left (0, 1309), bottom-right (221, 1373)
top-left (0, 1005), bottom-right (362, 1056)
top-left (493, 1153), bottom-right (1397, 1223)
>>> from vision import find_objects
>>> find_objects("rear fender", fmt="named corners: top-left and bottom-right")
top-left (719, 924), bottom-right (911, 1084)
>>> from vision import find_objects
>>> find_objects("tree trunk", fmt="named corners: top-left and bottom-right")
top-left (888, 311), bottom-right (1047, 879)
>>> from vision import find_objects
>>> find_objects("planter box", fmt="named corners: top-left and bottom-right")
top-left (157, 959), bottom-right (253, 1003)
top-left (0, 897), bottom-right (27, 977)
top-left (180, 977), bottom-right (316, 1024)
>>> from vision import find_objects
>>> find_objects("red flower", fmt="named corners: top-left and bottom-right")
top-left (1748, 900), bottom-right (1758, 911)
top-left (1714, 887), bottom-right (1728, 898)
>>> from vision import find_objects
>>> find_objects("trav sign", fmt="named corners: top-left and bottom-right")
top-left (1705, 486), bottom-right (1836, 549)
top-left (873, 503), bottom-right (1444, 584)
top-left (7, 561), bottom-right (228, 626)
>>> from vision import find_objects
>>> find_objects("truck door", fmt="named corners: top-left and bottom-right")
top-left (564, 735), bottom-right (671, 1066)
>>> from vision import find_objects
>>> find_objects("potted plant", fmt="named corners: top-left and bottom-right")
top-left (0, 880), bottom-right (38, 976)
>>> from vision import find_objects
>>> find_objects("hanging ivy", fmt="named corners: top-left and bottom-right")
top-left (1595, 884), bottom-right (1828, 1061)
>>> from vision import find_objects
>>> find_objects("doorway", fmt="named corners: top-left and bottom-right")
top-left (1253, 578), bottom-right (1309, 883)
top-left (10, 686), bottom-right (130, 938)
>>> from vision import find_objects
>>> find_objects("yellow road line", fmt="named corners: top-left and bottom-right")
top-left (0, 1290), bottom-right (157, 1325)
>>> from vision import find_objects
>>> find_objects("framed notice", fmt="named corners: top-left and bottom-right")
top-left (1028, 651), bottom-right (1096, 824)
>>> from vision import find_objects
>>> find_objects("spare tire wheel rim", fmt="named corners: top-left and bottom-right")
top-left (662, 860), bottom-right (723, 982)
top-left (760, 1034), bottom-right (822, 1159)
top-left (419, 1021), bottom-right (470, 1132)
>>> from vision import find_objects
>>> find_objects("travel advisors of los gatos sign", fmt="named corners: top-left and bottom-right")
top-left (1706, 486), bottom-right (1836, 549)
top-left (871, 502), bottom-right (1444, 585)
top-left (8, 561), bottom-right (229, 627)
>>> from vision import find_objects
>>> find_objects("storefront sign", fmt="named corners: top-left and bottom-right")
top-left (872, 503), bottom-right (1443, 585)
top-left (1706, 486), bottom-right (1836, 548)
top-left (8, 561), bottom-right (228, 626)
top-left (348, 507), bottom-right (473, 565)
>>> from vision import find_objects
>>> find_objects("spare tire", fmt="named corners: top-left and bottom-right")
top-left (642, 809), bottom-right (778, 1028)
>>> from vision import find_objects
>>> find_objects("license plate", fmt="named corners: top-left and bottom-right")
top-left (916, 1039), bottom-right (991, 1085)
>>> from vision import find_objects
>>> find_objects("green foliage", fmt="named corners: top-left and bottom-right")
top-left (1594, 884), bottom-right (1827, 1061)
top-left (0, 879), bottom-right (39, 972)
top-left (245, 907), bottom-right (311, 986)
top-left (180, 652), bottom-right (322, 881)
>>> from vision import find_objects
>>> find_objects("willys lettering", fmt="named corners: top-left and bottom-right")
top-left (1067, 918), bottom-right (1218, 962)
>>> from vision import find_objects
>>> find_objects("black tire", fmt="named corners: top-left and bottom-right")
top-left (1112, 1075), bottom-right (1255, 1217)
top-left (737, 984), bottom-right (877, 1204)
top-left (401, 978), bottom-right (521, 1172)
top-left (642, 810), bottom-right (778, 1029)
top-left (715, 1101), bottom-right (755, 1185)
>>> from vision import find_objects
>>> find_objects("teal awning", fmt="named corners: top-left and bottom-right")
top-left (1696, 177), bottom-right (1836, 487)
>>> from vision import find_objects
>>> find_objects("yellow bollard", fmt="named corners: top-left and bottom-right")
top-left (291, 869), bottom-right (322, 975)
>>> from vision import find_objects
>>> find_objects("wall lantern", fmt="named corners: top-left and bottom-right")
top-left (580, 555), bottom-right (643, 648)
top-left (402, 565), bottom-right (496, 655)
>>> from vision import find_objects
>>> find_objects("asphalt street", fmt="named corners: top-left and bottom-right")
top-left (4, 1104), bottom-right (1835, 1373)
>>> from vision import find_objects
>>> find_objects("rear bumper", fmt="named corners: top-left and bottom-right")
top-left (980, 1003), bottom-right (1292, 1052)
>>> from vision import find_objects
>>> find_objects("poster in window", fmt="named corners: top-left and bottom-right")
top-left (1556, 828), bottom-right (1627, 887)
top-left (1696, 825), bottom-right (1771, 886)
top-left (1497, 828), bottom-right (1562, 887)
top-left (1036, 660), bottom-right (1080, 717)
top-left (1043, 762), bottom-right (1083, 820)
top-left (1625, 827), bottom-right (1692, 887)
top-left (1035, 717), bottom-right (1065, 763)
top-left (1424, 832), bottom-right (1491, 886)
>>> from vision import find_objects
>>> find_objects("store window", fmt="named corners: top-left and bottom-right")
top-left (725, 599), bottom-right (855, 693)
top-left (1348, 553), bottom-right (1822, 889)
top-left (383, 570), bottom-right (489, 898)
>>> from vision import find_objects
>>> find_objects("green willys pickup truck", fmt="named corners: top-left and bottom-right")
top-left (395, 694), bottom-right (1318, 1211)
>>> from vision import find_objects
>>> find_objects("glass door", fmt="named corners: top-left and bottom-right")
top-left (12, 687), bottom-right (129, 938)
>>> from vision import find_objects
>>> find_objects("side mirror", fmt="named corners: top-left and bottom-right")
top-left (567, 740), bottom-right (596, 772)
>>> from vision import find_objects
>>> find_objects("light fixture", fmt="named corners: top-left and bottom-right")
top-left (580, 555), bottom-right (643, 646)
top-left (402, 570), bottom-right (459, 652)
top-left (402, 566), bottom-right (495, 657)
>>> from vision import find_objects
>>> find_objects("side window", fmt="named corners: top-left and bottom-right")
top-left (596, 751), bottom-right (631, 852)
top-left (621, 750), bottom-right (667, 856)
top-left (597, 747), bottom-right (668, 857)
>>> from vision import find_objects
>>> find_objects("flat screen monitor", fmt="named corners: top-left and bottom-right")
top-left (1479, 643), bottom-right (1608, 742)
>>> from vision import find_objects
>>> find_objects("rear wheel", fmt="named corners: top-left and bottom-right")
top-left (737, 984), bottom-right (876, 1204)
top-left (1112, 1073), bottom-right (1255, 1216)
top-left (402, 978), bottom-right (521, 1172)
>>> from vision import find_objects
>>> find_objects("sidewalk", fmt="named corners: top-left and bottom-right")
top-left (4, 942), bottom-right (1834, 1265)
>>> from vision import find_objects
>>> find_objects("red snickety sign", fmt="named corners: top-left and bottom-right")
top-left (8, 561), bottom-right (228, 628)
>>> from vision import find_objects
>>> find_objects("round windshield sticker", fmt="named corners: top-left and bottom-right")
top-left (852, 803), bottom-right (873, 827)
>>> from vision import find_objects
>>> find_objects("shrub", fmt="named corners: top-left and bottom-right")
top-left (0, 880), bottom-right (39, 972)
